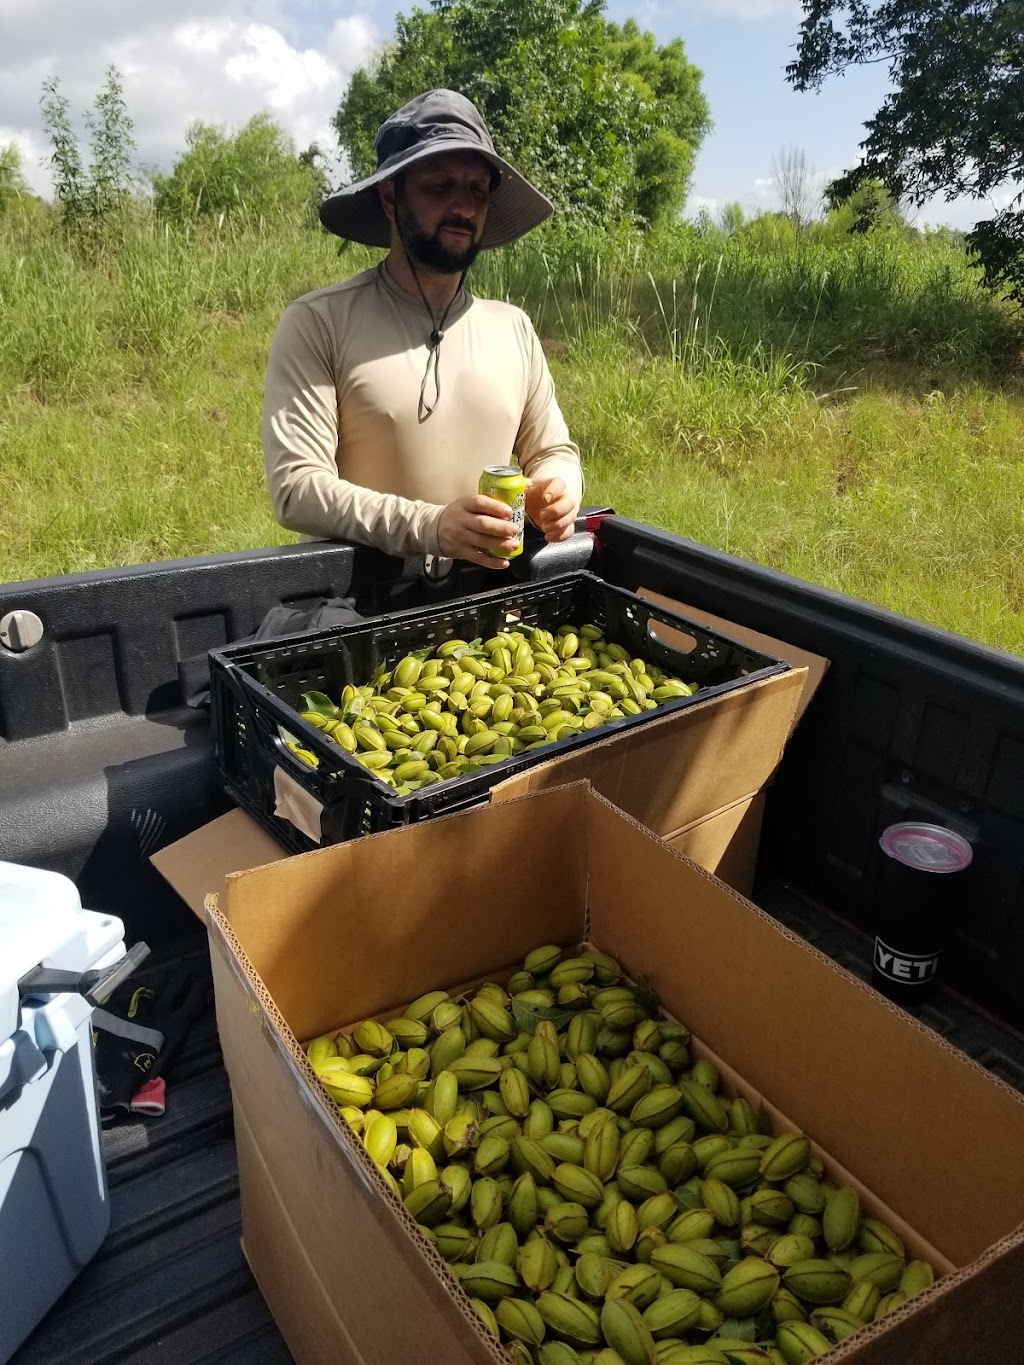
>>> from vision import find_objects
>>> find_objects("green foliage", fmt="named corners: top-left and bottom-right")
top-left (604, 19), bottom-right (710, 227)
top-left (40, 66), bottom-right (135, 238)
top-left (718, 203), bottom-right (746, 236)
top-left (826, 177), bottom-right (908, 236)
top-left (153, 114), bottom-right (327, 226)
top-left (332, 0), bottom-right (709, 230)
top-left (40, 77), bottom-right (87, 222)
top-left (480, 217), bottom-right (1020, 385)
top-left (2, 207), bottom-right (1022, 651)
top-left (298, 142), bottom-right (333, 221)
top-left (86, 67), bottom-right (136, 219)
top-left (789, 1), bottom-right (1024, 297)
top-left (0, 146), bottom-right (31, 211)
top-left (729, 212), bottom-right (799, 253)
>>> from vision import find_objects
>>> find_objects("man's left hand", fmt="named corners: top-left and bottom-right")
top-left (526, 476), bottom-right (579, 543)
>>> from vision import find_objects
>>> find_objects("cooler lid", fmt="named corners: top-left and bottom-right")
top-left (879, 822), bottom-right (974, 874)
top-left (1, 862), bottom-right (91, 1047)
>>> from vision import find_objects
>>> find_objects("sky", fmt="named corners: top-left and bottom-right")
top-left (0, 0), bottom-right (1014, 230)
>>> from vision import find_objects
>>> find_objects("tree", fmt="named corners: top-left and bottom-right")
top-left (153, 115), bottom-right (326, 225)
top-left (333, 0), bottom-right (710, 231)
top-left (85, 66), bottom-right (135, 218)
top-left (40, 77), bottom-right (86, 223)
top-left (40, 67), bottom-right (135, 230)
top-left (718, 201), bottom-right (745, 235)
top-left (826, 175), bottom-right (907, 234)
top-left (787, 1), bottom-right (1024, 296)
top-left (298, 142), bottom-right (332, 223)
top-left (603, 19), bottom-right (711, 228)
top-left (770, 145), bottom-right (820, 230)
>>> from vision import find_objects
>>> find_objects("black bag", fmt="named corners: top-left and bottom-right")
top-left (92, 965), bottom-right (206, 1120)
top-left (179, 596), bottom-right (364, 709)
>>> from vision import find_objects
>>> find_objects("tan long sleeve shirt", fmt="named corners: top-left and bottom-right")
top-left (262, 263), bottom-right (583, 558)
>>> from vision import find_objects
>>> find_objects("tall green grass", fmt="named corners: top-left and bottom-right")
top-left (1, 205), bottom-right (1022, 653)
top-left (478, 219), bottom-right (1021, 384)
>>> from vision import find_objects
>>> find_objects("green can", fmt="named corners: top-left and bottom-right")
top-left (479, 464), bottom-right (528, 559)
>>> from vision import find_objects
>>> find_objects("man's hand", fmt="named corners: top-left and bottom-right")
top-left (437, 494), bottom-right (521, 569)
top-left (526, 476), bottom-right (579, 543)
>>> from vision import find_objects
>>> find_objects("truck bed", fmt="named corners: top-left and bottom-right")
top-left (4, 524), bottom-right (1024, 1361)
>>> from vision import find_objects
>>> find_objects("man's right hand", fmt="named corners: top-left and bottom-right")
top-left (437, 495), bottom-right (520, 569)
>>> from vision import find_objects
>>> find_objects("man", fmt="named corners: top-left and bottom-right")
top-left (262, 89), bottom-right (583, 571)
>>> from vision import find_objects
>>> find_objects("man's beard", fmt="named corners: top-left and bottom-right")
top-left (396, 194), bottom-right (483, 273)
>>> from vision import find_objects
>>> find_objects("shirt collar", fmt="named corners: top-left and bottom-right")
top-left (376, 260), bottom-right (472, 324)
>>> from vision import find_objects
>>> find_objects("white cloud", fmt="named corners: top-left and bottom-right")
top-left (325, 15), bottom-right (381, 70)
top-left (175, 21), bottom-right (237, 58)
top-left (224, 23), bottom-right (338, 109)
top-left (0, 1), bottom-right (382, 196)
top-left (688, 194), bottom-right (723, 218)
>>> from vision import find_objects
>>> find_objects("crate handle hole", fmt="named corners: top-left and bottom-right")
top-left (271, 731), bottom-right (321, 779)
top-left (647, 619), bottom-right (698, 655)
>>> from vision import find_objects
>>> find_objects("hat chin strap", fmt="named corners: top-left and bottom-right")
top-left (394, 206), bottom-right (468, 423)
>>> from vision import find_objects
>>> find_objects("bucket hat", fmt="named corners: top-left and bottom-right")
top-left (320, 89), bottom-right (553, 248)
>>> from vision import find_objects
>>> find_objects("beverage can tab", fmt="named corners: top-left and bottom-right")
top-left (879, 822), bottom-right (973, 874)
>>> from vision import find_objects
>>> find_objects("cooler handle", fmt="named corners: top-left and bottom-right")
top-left (17, 940), bottom-right (151, 1007)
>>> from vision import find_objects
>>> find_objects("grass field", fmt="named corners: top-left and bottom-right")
top-left (1, 205), bottom-right (1022, 654)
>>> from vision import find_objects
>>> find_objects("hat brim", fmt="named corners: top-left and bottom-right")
top-left (319, 138), bottom-right (553, 248)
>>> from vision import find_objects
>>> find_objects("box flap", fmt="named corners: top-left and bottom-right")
top-left (491, 667), bottom-right (804, 836)
top-left (150, 809), bottom-right (287, 919)
top-left (639, 588), bottom-right (830, 730)
top-left (218, 783), bottom-right (590, 1044)
top-left (665, 791), bottom-right (765, 897)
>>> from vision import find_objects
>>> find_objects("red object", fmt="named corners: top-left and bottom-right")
top-left (129, 1076), bottom-right (166, 1116)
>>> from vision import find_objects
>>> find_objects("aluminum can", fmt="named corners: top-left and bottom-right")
top-left (479, 464), bottom-right (527, 559)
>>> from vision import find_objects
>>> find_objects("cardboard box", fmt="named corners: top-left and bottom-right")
top-left (664, 790), bottom-right (766, 892)
top-left (491, 667), bottom-right (809, 897)
top-left (204, 784), bottom-right (1024, 1365)
top-left (150, 808), bottom-right (287, 917)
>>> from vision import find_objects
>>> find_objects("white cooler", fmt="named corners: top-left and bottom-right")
top-left (0, 862), bottom-right (127, 1363)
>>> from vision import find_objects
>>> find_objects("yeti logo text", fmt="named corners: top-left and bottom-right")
top-left (874, 938), bottom-right (940, 983)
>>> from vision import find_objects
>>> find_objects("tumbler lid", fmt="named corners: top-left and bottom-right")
top-left (879, 822), bottom-right (973, 873)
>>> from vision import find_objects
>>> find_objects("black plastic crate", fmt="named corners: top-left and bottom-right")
top-left (209, 571), bottom-right (789, 853)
